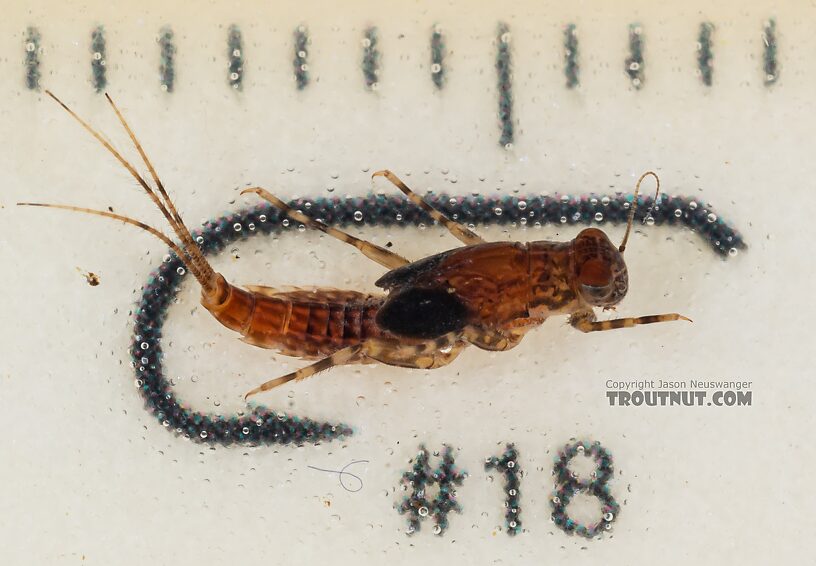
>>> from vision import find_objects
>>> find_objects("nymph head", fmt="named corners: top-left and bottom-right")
top-left (572, 228), bottom-right (628, 307)
top-left (572, 170), bottom-right (661, 308)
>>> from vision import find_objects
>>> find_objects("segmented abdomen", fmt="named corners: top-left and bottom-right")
top-left (239, 287), bottom-right (387, 359)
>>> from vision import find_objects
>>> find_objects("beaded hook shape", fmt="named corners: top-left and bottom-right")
top-left (132, 191), bottom-right (745, 446)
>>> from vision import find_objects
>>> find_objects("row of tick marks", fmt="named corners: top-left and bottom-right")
top-left (22, 20), bottom-right (779, 147)
top-left (22, 20), bottom-right (781, 94)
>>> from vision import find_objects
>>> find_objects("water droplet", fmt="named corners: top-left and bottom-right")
top-left (494, 207), bottom-right (503, 216)
top-left (706, 212), bottom-right (717, 223)
top-left (517, 200), bottom-right (527, 210)
top-left (689, 201), bottom-right (698, 210)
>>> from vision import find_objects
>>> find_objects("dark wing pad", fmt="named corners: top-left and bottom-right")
top-left (375, 287), bottom-right (469, 339)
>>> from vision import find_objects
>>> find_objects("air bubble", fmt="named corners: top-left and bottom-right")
top-left (176, 266), bottom-right (185, 275)
top-left (604, 512), bottom-right (615, 521)
top-left (594, 212), bottom-right (603, 222)
top-left (560, 216), bottom-right (567, 224)
top-left (431, 63), bottom-right (441, 74)
top-left (418, 506), bottom-right (429, 517)
top-left (353, 211), bottom-right (364, 222)
top-left (200, 430), bottom-right (208, 439)
top-left (518, 200), bottom-right (527, 210)
top-left (140, 342), bottom-right (149, 350)
top-left (232, 49), bottom-right (241, 57)
top-left (230, 72), bottom-right (240, 81)
top-left (494, 207), bottom-right (503, 216)
top-left (706, 213), bottom-right (717, 223)
top-left (233, 223), bottom-right (242, 231)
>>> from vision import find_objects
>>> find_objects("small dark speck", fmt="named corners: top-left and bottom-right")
top-left (77, 268), bottom-right (100, 286)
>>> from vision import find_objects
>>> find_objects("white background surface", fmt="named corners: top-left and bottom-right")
top-left (1, 1), bottom-right (814, 564)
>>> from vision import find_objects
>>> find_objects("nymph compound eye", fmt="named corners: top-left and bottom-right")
top-left (578, 258), bottom-right (613, 289)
